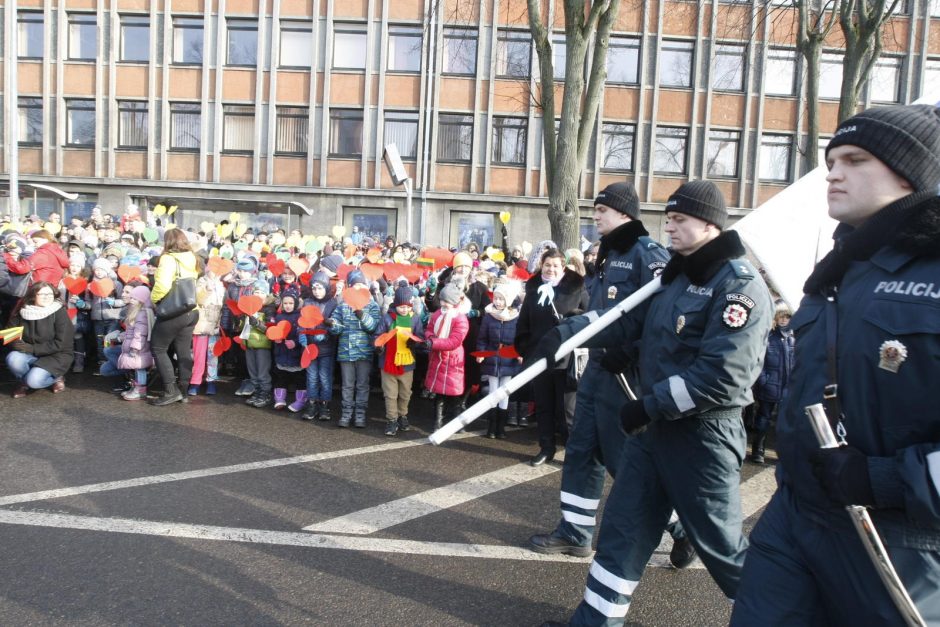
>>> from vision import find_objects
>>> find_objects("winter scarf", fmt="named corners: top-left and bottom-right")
top-left (18, 301), bottom-right (62, 321)
top-left (661, 230), bottom-right (746, 286)
top-left (433, 305), bottom-right (460, 340)
top-left (483, 303), bottom-right (519, 322)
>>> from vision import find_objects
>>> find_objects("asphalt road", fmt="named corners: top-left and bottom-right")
top-left (0, 373), bottom-right (777, 626)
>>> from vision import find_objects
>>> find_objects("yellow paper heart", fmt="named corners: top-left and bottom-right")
top-left (200, 221), bottom-right (215, 234)
top-left (499, 211), bottom-right (511, 225)
top-left (217, 223), bottom-right (234, 238)
top-left (167, 205), bottom-right (179, 216)
top-left (229, 212), bottom-right (241, 224)
top-left (44, 222), bottom-right (62, 235)
top-left (235, 223), bottom-right (248, 237)
top-left (332, 225), bottom-right (346, 239)
top-left (152, 204), bottom-right (167, 216)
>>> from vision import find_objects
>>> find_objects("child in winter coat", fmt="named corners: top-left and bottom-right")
top-left (425, 284), bottom-right (470, 431)
top-left (750, 300), bottom-right (795, 464)
top-left (63, 252), bottom-right (91, 373)
top-left (329, 269), bottom-right (380, 428)
top-left (272, 267), bottom-right (305, 304)
top-left (85, 257), bottom-right (123, 372)
top-left (475, 281), bottom-right (523, 438)
top-left (223, 256), bottom-right (259, 397)
top-left (114, 285), bottom-right (156, 400)
top-left (189, 267), bottom-right (226, 396)
top-left (299, 272), bottom-right (338, 421)
top-left (271, 292), bottom-right (306, 411)
top-left (376, 285), bottom-right (425, 436)
top-left (240, 279), bottom-right (276, 408)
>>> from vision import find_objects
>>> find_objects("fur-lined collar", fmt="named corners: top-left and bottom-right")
top-left (19, 301), bottom-right (62, 321)
top-left (661, 230), bottom-right (746, 285)
top-left (524, 268), bottom-right (584, 292)
top-left (484, 303), bottom-right (519, 322)
top-left (804, 190), bottom-right (940, 295)
top-left (596, 221), bottom-right (649, 276)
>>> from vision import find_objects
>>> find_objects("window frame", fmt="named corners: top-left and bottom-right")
top-left (764, 48), bottom-right (798, 97)
top-left (491, 116), bottom-right (528, 166)
top-left (496, 30), bottom-right (532, 80)
top-left (711, 43), bottom-right (746, 93)
top-left (606, 36), bottom-right (641, 85)
top-left (437, 113), bottom-right (474, 163)
top-left (279, 21), bottom-right (314, 69)
top-left (18, 97), bottom-right (43, 146)
top-left (169, 102), bottom-right (202, 152)
top-left (705, 129), bottom-right (741, 179)
top-left (924, 59), bottom-right (940, 99)
top-left (659, 39), bottom-right (694, 89)
top-left (119, 15), bottom-right (150, 63)
top-left (383, 110), bottom-right (420, 160)
top-left (68, 13), bottom-right (97, 61)
top-left (117, 100), bottom-right (149, 150)
top-left (329, 109), bottom-right (365, 158)
top-left (387, 25), bottom-right (423, 73)
top-left (172, 16), bottom-right (204, 65)
top-left (332, 24), bottom-right (368, 71)
top-left (65, 99), bottom-right (96, 148)
top-left (227, 18), bottom-right (259, 67)
top-left (275, 106), bottom-right (310, 156)
top-left (441, 27), bottom-right (478, 76)
top-left (600, 122), bottom-right (636, 172)
top-left (759, 134), bottom-right (793, 183)
top-left (869, 55), bottom-right (902, 104)
top-left (653, 126), bottom-right (689, 175)
top-left (17, 11), bottom-right (44, 60)
top-left (819, 51), bottom-right (844, 100)
top-left (222, 104), bottom-right (256, 154)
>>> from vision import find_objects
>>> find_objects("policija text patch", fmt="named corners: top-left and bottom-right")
top-left (722, 293), bottom-right (755, 330)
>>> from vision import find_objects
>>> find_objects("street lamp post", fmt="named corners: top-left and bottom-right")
top-left (383, 144), bottom-right (412, 243)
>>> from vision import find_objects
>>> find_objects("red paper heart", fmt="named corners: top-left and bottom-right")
top-left (301, 344), bottom-right (319, 368)
top-left (298, 305), bottom-right (324, 329)
top-left (265, 320), bottom-right (291, 342)
top-left (207, 257), bottom-right (234, 277)
top-left (117, 265), bottom-right (141, 284)
top-left (267, 259), bottom-right (286, 277)
top-left (336, 264), bottom-right (354, 281)
top-left (89, 278), bottom-right (115, 298)
top-left (510, 266), bottom-right (531, 281)
top-left (299, 272), bottom-right (312, 286)
top-left (344, 244), bottom-right (358, 259)
top-left (213, 334), bottom-right (233, 357)
top-left (359, 263), bottom-right (385, 283)
top-left (225, 299), bottom-right (242, 316)
top-left (342, 286), bottom-right (371, 311)
top-left (237, 295), bottom-right (263, 316)
top-left (470, 350), bottom-right (497, 358)
top-left (366, 247), bottom-right (383, 263)
top-left (497, 345), bottom-right (520, 359)
top-left (287, 257), bottom-right (309, 276)
top-left (421, 247), bottom-right (455, 270)
top-left (374, 329), bottom-right (397, 347)
top-left (63, 277), bottom-right (88, 296)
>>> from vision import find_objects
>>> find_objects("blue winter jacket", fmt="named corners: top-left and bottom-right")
top-left (272, 309), bottom-right (302, 368)
top-left (476, 307), bottom-right (522, 379)
top-left (297, 297), bottom-right (338, 358)
top-left (754, 326), bottom-right (794, 403)
top-left (330, 299), bottom-right (380, 362)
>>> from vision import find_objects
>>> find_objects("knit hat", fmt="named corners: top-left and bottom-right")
top-left (825, 104), bottom-right (940, 193)
top-left (69, 251), bottom-right (87, 268)
top-left (319, 253), bottom-right (344, 277)
top-left (346, 269), bottom-right (367, 287)
top-left (92, 257), bottom-right (112, 274)
top-left (279, 292), bottom-right (298, 307)
top-left (493, 281), bottom-right (521, 306)
top-left (594, 182), bottom-right (640, 219)
top-left (452, 251), bottom-right (473, 269)
top-left (4, 233), bottom-right (28, 251)
top-left (310, 271), bottom-right (330, 290)
top-left (235, 256), bottom-right (258, 272)
top-left (665, 180), bottom-right (728, 229)
top-left (130, 285), bottom-right (152, 306)
top-left (394, 286), bottom-right (413, 307)
top-left (252, 279), bottom-right (270, 295)
top-left (439, 284), bottom-right (463, 305)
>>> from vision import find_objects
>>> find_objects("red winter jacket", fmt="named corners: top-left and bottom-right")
top-left (424, 310), bottom-right (469, 396)
top-left (27, 243), bottom-right (70, 286)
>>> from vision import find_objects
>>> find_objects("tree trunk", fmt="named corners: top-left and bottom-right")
top-left (804, 43), bottom-right (822, 170)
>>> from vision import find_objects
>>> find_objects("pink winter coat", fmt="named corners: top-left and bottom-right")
top-left (117, 307), bottom-right (155, 371)
top-left (424, 309), bottom-right (469, 396)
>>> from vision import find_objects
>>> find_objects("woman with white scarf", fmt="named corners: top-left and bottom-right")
top-left (6, 281), bottom-right (75, 397)
top-left (515, 248), bottom-right (588, 466)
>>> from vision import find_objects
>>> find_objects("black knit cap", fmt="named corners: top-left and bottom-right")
top-left (594, 182), bottom-right (640, 220)
top-left (665, 180), bottom-right (728, 229)
top-left (825, 104), bottom-right (940, 193)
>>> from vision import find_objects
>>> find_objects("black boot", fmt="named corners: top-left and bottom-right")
top-left (495, 408), bottom-right (508, 439)
top-left (318, 400), bottom-right (332, 422)
top-left (485, 410), bottom-right (497, 439)
top-left (750, 433), bottom-right (766, 464)
top-left (434, 398), bottom-right (445, 431)
top-left (149, 382), bottom-right (184, 406)
top-left (506, 402), bottom-right (519, 426)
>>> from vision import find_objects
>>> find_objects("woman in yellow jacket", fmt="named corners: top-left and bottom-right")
top-left (149, 228), bottom-right (200, 406)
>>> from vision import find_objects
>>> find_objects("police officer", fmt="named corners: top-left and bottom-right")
top-left (731, 105), bottom-right (940, 625)
top-left (538, 180), bottom-right (773, 625)
top-left (527, 182), bottom-right (694, 567)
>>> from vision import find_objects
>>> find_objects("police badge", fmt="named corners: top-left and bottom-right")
top-left (608, 286), bottom-right (617, 300)
top-left (878, 340), bottom-right (907, 373)
top-left (676, 315), bottom-right (685, 334)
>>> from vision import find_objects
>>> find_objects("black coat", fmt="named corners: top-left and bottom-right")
top-left (515, 270), bottom-right (588, 359)
top-left (9, 304), bottom-right (75, 377)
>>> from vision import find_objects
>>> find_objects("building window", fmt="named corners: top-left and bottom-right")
top-left (227, 19), bottom-right (258, 66)
top-left (173, 17), bottom-right (204, 64)
top-left (660, 40), bottom-right (693, 88)
top-left (438, 114), bottom-right (473, 163)
top-left (931, 0), bottom-right (940, 16)
top-left (712, 44), bottom-right (746, 92)
top-left (759, 134), bottom-right (793, 182)
top-left (383, 111), bottom-right (419, 160)
top-left (330, 109), bottom-right (364, 157)
top-left (223, 105), bottom-right (255, 153)
top-left (68, 14), bottom-right (97, 60)
top-left (18, 97), bottom-right (43, 146)
top-left (607, 37), bottom-right (640, 85)
top-left (653, 126), bottom-right (688, 174)
top-left (118, 101), bottom-right (148, 149)
top-left (492, 117), bottom-right (527, 165)
top-left (706, 129), bottom-right (740, 178)
top-left (66, 99), bottom-right (95, 147)
top-left (600, 123), bottom-right (635, 172)
top-left (18, 12), bottom-right (43, 59)
top-left (819, 52), bottom-right (843, 99)
top-left (924, 59), bottom-right (940, 99)
top-left (764, 49), bottom-right (797, 96)
top-left (869, 56), bottom-right (902, 103)
top-left (387, 26), bottom-right (423, 72)
top-left (442, 27), bottom-right (477, 75)
top-left (333, 25), bottom-right (367, 70)
top-left (496, 31), bottom-right (531, 79)
top-left (280, 22), bottom-right (313, 68)
top-left (552, 36), bottom-right (567, 81)
top-left (120, 15), bottom-right (150, 62)
top-left (170, 102), bottom-right (201, 150)
top-left (276, 107), bottom-right (309, 155)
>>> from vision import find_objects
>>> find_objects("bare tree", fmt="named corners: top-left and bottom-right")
top-left (794, 0), bottom-right (841, 170)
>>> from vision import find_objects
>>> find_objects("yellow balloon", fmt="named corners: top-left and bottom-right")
top-left (152, 204), bottom-right (167, 216)
top-left (499, 211), bottom-right (511, 225)
top-left (44, 222), bottom-right (62, 235)
top-left (491, 250), bottom-right (505, 262)
top-left (235, 223), bottom-right (248, 237)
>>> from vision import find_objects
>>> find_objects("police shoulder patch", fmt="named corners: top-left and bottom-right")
top-left (648, 261), bottom-right (666, 277)
top-left (722, 293), bottom-right (754, 329)
top-left (728, 259), bottom-right (756, 280)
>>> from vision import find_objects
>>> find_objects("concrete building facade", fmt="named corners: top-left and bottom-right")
top-left (2, 0), bottom-right (939, 246)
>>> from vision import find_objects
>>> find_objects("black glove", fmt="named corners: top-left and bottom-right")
top-left (527, 326), bottom-right (564, 369)
top-left (354, 309), bottom-right (364, 320)
top-left (599, 348), bottom-right (632, 374)
top-left (620, 399), bottom-right (651, 435)
top-left (809, 446), bottom-right (876, 507)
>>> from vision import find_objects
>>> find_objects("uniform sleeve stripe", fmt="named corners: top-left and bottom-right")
top-left (585, 311), bottom-right (599, 323)
top-left (589, 561), bottom-right (640, 595)
top-left (561, 491), bottom-right (601, 510)
top-left (927, 451), bottom-right (940, 499)
top-left (583, 588), bottom-right (630, 618)
top-left (562, 511), bottom-right (597, 526)
top-left (668, 375), bottom-right (695, 413)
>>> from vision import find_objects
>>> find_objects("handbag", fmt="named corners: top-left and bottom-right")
top-left (155, 257), bottom-right (197, 320)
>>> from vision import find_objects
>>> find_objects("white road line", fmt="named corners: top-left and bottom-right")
top-left (0, 432), bottom-right (483, 507)
top-left (304, 462), bottom-right (562, 534)
top-left (0, 509), bottom-right (588, 563)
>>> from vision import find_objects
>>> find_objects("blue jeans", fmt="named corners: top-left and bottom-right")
top-left (305, 352), bottom-right (335, 402)
top-left (6, 351), bottom-right (56, 389)
top-left (98, 345), bottom-right (124, 377)
top-left (93, 319), bottom-right (120, 364)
